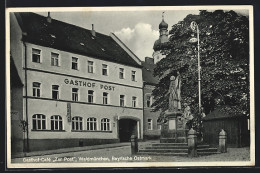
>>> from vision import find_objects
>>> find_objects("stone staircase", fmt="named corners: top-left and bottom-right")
top-left (138, 142), bottom-right (220, 156)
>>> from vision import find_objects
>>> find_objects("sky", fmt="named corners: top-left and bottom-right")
top-left (36, 8), bottom-right (249, 61)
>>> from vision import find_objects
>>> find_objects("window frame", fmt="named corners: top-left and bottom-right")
top-left (72, 57), bottom-right (78, 70)
top-left (146, 94), bottom-right (152, 108)
top-left (51, 52), bottom-right (59, 66)
top-left (88, 61), bottom-right (94, 73)
top-left (102, 64), bottom-right (108, 76)
top-left (50, 115), bottom-right (63, 131)
top-left (72, 88), bottom-right (79, 102)
top-left (103, 92), bottom-right (108, 105)
top-left (147, 119), bottom-right (153, 130)
top-left (72, 116), bottom-right (83, 131)
top-left (88, 90), bottom-right (94, 103)
top-left (119, 68), bottom-right (124, 79)
top-left (32, 48), bottom-right (41, 63)
top-left (131, 70), bottom-right (136, 81)
top-left (120, 95), bottom-right (125, 107)
top-left (52, 85), bottom-right (59, 100)
top-left (32, 114), bottom-right (46, 130)
top-left (86, 117), bottom-right (97, 131)
top-left (32, 82), bottom-right (41, 97)
top-left (101, 118), bottom-right (110, 131)
top-left (132, 96), bottom-right (137, 108)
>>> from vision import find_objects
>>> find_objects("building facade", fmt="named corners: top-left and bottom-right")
top-left (142, 57), bottom-right (161, 140)
top-left (10, 12), bottom-right (143, 152)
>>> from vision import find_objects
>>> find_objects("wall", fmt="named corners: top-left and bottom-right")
top-left (203, 117), bottom-right (250, 147)
top-left (143, 84), bottom-right (161, 139)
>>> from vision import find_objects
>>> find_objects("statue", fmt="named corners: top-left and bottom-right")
top-left (168, 71), bottom-right (181, 112)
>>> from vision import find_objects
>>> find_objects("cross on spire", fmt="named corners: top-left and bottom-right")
top-left (162, 11), bottom-right (165, 20)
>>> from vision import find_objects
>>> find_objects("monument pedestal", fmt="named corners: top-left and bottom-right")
top-left (160, 111), bottom-right (188, 143)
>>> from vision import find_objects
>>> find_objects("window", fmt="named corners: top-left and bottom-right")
top-left (72, 57), bottom-right (78, 70)
top-left (132, 96), bottom-right (137, 108)
top-left (146, 95), bottom-right (151, 107)
top-left (158, 124), bottom-right (161, 130)
top-left (120, 95), bottom-right (125, 107)
top-left (148, 119), bottom-right (153, 130)
top-left (87, 117), bottom-right (97, 131)
top-left (50, 115), bottom-right (63, 131)
top-left (101, 118), bottom-right (110, 131)
top-left (72, 88), bottom-right (79, 101)
top-left (119, 68), bottom-right (124, 79)
top-left (102, 64), bottom-right (108, 76)
top-left (51, 52), bottom-right (59, 66)
top-left (103, 92), bottom-right (108, 105)
top-left (88, 90), bottom-right (94, 103)
top-left (52, 85), bottom-right (59, 100)
top-left (131, 71), bottom-right (136, 81)
top-left (32, 114), bottom-right (46, 130)
top-left (88, 61), bottom-right (94, 73)
top-left (72, 116), bottom-right (83, 131)
top-left (32, 82), bottom-right (41, 97)
top-left (32, 48), bottom-right (41, 63)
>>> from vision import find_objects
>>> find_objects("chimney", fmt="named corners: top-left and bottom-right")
top-left (47, 12), bottom-right (52, 23)
top-left (145, 57), bottom-right (154, 64)
top-left (91, 24), bottom-right (96, 37)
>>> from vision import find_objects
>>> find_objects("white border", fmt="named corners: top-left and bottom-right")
top-left (6, 5), bottom-right (255, 168)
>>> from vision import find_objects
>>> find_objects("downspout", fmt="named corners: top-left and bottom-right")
top-left (23, 41), bottom-right (29, 152)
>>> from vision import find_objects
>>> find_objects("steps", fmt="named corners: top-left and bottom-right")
top-left (137, 142), bottom-right (220, 156)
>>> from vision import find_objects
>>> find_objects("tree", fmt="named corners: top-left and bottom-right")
top-left (152, 10), bottom-right (249, 117)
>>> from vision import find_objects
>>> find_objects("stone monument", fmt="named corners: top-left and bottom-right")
top-left (158, 71), bottom-right (189, 143)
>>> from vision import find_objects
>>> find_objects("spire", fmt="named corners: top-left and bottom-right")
top-left (162, 11), bottom-right (165, 20)
top-left (159, 12), bottom-right (168, 29)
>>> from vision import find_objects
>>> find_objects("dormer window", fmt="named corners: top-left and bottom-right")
top-left (80, 43), bottom-right (85, 46)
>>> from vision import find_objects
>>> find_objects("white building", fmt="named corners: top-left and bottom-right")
top-left (10, 12), bottom-right (143, 152)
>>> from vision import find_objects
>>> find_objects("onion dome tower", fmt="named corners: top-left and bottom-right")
top-left (153, 12), bottom-right (169, 64)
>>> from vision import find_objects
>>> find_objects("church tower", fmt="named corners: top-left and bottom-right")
top-left (153, 12), bottom-right (169, 64)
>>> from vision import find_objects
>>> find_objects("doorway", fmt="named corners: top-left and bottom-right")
top-left (119, 119), bottom-right (137, 142)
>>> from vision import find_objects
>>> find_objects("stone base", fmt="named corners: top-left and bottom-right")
top-left (160, 110), bottom-right (188, 143)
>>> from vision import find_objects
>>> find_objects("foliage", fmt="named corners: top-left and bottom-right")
top-left (152, 10), bottom-right (249, 117)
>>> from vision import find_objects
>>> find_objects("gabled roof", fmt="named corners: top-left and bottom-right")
top-left (14, 12), bottom-right (142, 68)
top-left (142, 58), bottom-right (159, 85)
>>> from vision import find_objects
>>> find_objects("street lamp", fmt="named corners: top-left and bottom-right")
top-left (189, 21), bottom-right (201, 114)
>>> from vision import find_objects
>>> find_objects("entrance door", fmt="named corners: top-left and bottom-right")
top-left (119, 119), bottom-right (137, 142)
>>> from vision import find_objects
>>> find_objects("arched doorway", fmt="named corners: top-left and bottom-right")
top-left (119, 119), bottom-right (137, 142)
